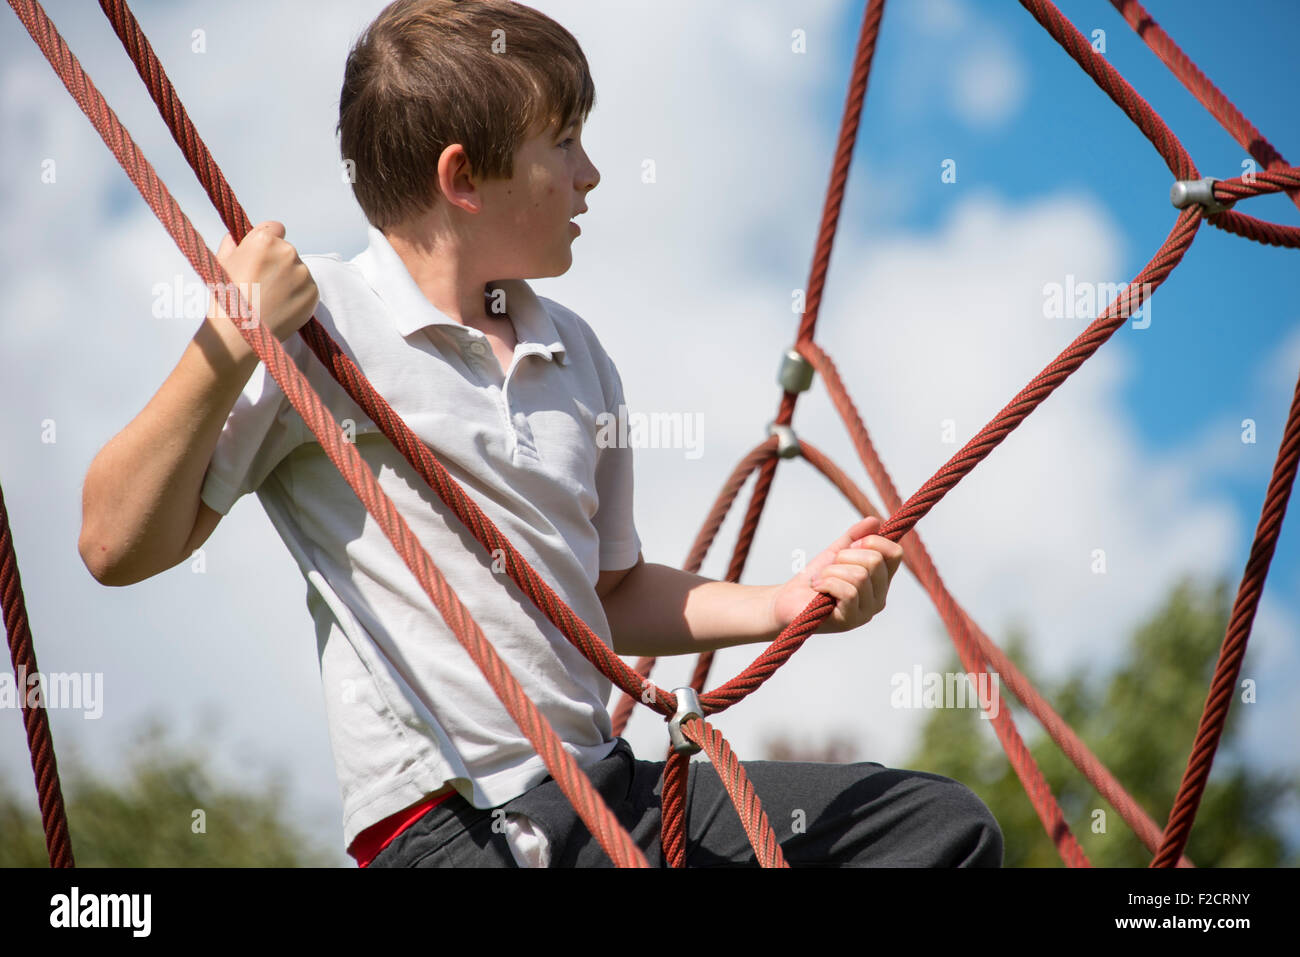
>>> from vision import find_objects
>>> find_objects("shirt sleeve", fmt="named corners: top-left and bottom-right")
top-left (199, 333), bottom-right (309, 516)
top-left (592, 354), bottom-right (642, 572)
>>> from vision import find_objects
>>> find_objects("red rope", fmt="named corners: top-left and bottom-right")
top-left (0, 483), bottom-right (74, 867)
top-left (1152, 368), bottom-right (1300, 866)
top-left (682, 718), bottom-right (787, 868)
top-left (610, 444), bottom-right (776, 737)
top-left (658, 0), bottom-right (892, 860)
top-left (797, 417), bottom-right (1195, 866)
top-left (699, 210), bottom-right (1200, 718)
top-left (1108, 0), bottom-right (1300, 216)
top-left (1021, 0), bottom-right (1300, 870)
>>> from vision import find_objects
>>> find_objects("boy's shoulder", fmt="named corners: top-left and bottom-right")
top-left (299, 251), bottom-right (360, 291)
top-left (297, 251), bottom-right (369, 315)
top-left (531, 291), bottom-right (602, 352)
top-left (529, 291), bottom-right (627, 399)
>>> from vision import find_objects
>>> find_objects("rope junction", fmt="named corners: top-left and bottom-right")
top-left (3, 0), bottom-right (1296, 868)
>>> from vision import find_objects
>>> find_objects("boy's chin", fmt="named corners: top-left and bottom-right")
top-left (520, 252), bottom-right (574, 280)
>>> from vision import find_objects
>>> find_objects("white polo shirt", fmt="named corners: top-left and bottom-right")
top-left (199, 226), bottom-right (641, 854)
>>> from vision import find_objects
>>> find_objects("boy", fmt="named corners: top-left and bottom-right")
top-left (78, 0), bottom-right (1002, 867)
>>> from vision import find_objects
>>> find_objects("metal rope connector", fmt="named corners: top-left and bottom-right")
top-left (767, 422), bottom-right (801, 459)
top-left (667, 687), bottom-right (703, 755)
top-left (1170, 177), bottom-right (1235, 215)
top-left (777, 347), bottom-right (815, 393)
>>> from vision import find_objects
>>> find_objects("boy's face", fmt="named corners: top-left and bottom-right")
top-left (459, 115), bottom-right (600, 280)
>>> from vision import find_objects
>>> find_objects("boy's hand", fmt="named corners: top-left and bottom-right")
top-left (207, 221), bottom-right (319, 344)
top-left (768, 517), bottom-right (904, 636)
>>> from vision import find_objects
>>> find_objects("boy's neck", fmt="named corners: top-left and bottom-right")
top-left (383, 222), bottom-right (501, 328)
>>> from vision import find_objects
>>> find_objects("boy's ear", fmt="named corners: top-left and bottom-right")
top-left (436, 142), bottom-right (485, 214)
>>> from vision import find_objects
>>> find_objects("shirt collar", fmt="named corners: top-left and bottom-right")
top-left (354, 225), bottom-right (568, 365)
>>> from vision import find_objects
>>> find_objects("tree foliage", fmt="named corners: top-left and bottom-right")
top-left (765, 575), bottom-right (1297, 866)
top-left (0, 719), bottom-right (341, 867)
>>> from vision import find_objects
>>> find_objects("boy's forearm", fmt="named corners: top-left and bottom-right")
top-left (79, 314), bottom-right (259, 584)
top-left (600, 562), bottom-right (781, 657)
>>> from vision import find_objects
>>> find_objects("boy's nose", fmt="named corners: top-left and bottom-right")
top-left (580, 157), bottom-right (599, 193)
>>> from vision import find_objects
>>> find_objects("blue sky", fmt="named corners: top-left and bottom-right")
top-left (857, 0), bottom-right (1300, 473)
top-left (1, 0), bottom-right (1295, 865)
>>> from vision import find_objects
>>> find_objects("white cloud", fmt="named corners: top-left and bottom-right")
top-left (1264, 324), bottom-right (1300, 399)
top-left (885, 0), bottom-right (1028, 132)
top-left (909, 0), bottom-right (971, 37)
top-left (951, 36), bottom-right (1028, 129)
top-left (606, 185), bottom-right (1264, 787)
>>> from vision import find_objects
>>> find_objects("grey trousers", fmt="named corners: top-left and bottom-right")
top-left (367, 737), bottom-right (1003, 867)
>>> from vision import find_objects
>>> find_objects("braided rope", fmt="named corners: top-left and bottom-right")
top-left (0, 484), bottom-right (73, 866)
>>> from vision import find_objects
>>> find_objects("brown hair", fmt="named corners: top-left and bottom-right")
top-left (337, 0), bottom-right (596, 231)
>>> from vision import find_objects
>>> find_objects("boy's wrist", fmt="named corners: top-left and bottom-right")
top-left (758, 583), bottom-right (785, 643)
top-left (196, 310), bottom-right (259, 379)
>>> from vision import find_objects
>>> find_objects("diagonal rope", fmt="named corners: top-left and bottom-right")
top-left (0, 482), bottom-right (74, 867)
top-left (1022, 0), bottom-right (1300, 871)
top-left (796, 427), bottom-right (1194, 866)
top-left (1108, 0), bottom-right (1300, 216)
top-left (1152, 367), bottom-right (1300, 867)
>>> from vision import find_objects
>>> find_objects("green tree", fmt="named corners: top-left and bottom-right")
top-left (761, 575), bottom-right (1296, 865)
top-left (901, 575), bottom-right (1296, 866)
top-left (0, 718), bottom-right (342, 867)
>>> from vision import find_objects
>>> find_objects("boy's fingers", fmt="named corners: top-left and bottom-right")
top-left (216, 233), bottom-right (236, 260)
top-left (859, 534), bottom-right (904, 575)
top-left (822, 516), bottom-right (880, 559)
top-left (838, 540), bottom-right (903, 585)
top-left (816, 561), bottom-right (873, 590)
top-left (848, 516), bottom-right (880, 541)
top-left (812, 573), bottom-right (858, 607)
top-left (253, 220), bottom-right (286, 238)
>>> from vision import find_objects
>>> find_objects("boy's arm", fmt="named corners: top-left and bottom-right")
top-left (599, 556), bottom-right (782, 656)
top-left (78, 222), bottom-right (318, 586)
top-left (79, 317), bottom-right (257, 585)
top-left (598, 517), bottom-right (904, 657)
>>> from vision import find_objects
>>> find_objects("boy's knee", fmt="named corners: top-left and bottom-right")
top-left (876, 770), bottom-right (1003, 868)
top-left (930, 779), bottom-right (1003, 868)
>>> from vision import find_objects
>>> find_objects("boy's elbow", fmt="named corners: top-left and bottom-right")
top-left (77, 515), bottom-right (159, 587)
top-left (78, 526), bottom-right (134, 587)
top-left (78, 471), bottom-right (128, 585)
top-left (80, 500), bottom-right (220, 586)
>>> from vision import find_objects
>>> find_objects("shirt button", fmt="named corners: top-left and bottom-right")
top-left (469, 341), bottom-right (487, 356)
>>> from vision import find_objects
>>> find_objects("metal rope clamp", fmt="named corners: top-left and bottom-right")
top-left (777, 347), bottom-right (815, 393)
top-left (667, 686), bottom-right (703, 756)
top-left (1170, 177), bottom-right (1235, 216)
top-left (767, 421), bottom-right (801, 459)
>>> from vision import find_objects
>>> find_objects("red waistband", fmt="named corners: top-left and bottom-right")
top-left (350, 787), bottom-right (458, 868)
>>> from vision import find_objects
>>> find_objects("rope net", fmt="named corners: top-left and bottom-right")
top-left (3, 0), bottom-right (1296, 868)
